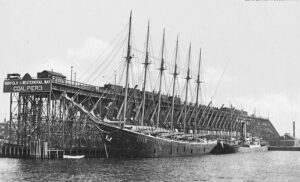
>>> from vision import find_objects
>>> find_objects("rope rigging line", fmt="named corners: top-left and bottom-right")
top-left (96, 45), bottom-right (127, 85)
top-left (137, 67), bottom-right (144, 88)
top-left (137, 47), bottom-right (146, 88)
top-left (165, 72), bottom-right (173, 94)
top-left (145, 35), bottom-right (156, 92)
top-left (211, 60), bottom-right (230, 101)
top-left (101, 62), bottom-right (123, 85)
top-left (140, 67), bottom-right (146, 90)
top-left (199, 86), bottom-right (204, 105)
top-left (203, 83), bottom-right (207, 105)
top-left (153, 74), bottom-right (160, 91)
top-left (87, 35), bottom-right (128, 85)
top-left (118, 62), bottom-right (126, 85)
top-left (167, 77), bottom-right (174, 96)
top-left (181, 81), bottom-right (187, 102)
top-left (83, 38), bottom-right (124, 84)
top-left (78, 23), bottom-right (129, 82)
top-left (87, 31), bottom-right (128, 83)
top-left (148, 68), bottom-right (154, 92)
top-left (149, 34), bottom-right (155, 65)
top-left (176, 78), bottom-right (181, 99)
top-left (189, 82), bottom-right (195, 103)
top-left (162, 72), bottom-right (169, 95)
top-left (130, 62), bottom-right (135, 87)
top-left (129, 29), bottom-right (141, 88)
top-left (87, 34), bottom-right (128, 84)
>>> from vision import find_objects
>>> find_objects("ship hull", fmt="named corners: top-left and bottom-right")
top-left (210, 142), bottom-right (239, 154)
top-left (211, 141), bottom-right (268, 154)
top-left (99, 124), bottom-right (216, 158)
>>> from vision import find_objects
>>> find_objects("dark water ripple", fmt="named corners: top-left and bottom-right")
top-left (1, 151), bottom-right (300, 182)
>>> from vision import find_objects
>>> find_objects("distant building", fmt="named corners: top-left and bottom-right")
top-left (269, 133), bottom-right (300, 147)
top-left (37, 70), bottom-right (66, 84)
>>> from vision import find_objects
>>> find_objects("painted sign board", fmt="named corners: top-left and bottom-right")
top-left (3, 79), bottom-right (51, 93)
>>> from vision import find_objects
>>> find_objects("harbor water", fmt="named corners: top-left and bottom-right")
top-left (0, 151), bottom-right (300, 182)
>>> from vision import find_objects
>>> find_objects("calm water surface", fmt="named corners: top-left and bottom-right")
top-left (0, 151), bottom-right (300, 182)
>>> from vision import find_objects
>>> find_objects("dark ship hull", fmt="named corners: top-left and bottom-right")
top-left (210, 141), bottom-right (239, 154)
top-left (63, 94), bottom-right (216, 158)
top-left (99, 123), bottom-right (216, 158)
top-left (210, 140), bottom-right (268, 154)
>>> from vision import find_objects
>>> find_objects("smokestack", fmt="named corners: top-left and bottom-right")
top-left (293, 121), bottom-right (295, 138)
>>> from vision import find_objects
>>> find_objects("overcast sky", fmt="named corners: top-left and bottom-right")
top-left (0, 0), bottom-right (299, 136)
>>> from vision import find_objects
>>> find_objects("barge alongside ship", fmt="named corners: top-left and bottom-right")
top-left (211, 122), bottom-right (268, 154)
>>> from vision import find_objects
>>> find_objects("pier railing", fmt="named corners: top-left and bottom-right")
top-left (52, 79), bottom-right (104, 92)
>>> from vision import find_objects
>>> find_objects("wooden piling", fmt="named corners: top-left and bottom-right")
top-left (37, 140), bottom-right (41, 159)
top-left (43, 142), bottom-right (48, 159)
top-left (13, 146), bottom-right (15, 157)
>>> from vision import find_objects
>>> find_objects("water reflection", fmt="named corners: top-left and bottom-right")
top-left (0, 151), bottom-right (300, 181)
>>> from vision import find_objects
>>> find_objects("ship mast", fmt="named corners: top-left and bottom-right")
top-left (171, 36), bottom-right (179, 131)
top-left (157, 29), bottom-right (165, 128)
top-left (141, 21), bottom-right (150, 126)
top-left (183, 43), bottom-right (192, 133)
top-left (194, 48), bottom-right (202, 132)
top-left (123, 11), bottom-right (132, 126)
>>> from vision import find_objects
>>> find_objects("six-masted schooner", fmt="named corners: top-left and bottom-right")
top-left (62, 11), bottom-right (220, 158)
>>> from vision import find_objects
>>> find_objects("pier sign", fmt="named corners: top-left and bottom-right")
top-left (3, 79), bottom-right (51, 93)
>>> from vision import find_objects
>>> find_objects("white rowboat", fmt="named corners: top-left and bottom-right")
top-left (63, 155), bottom-right (85, 159)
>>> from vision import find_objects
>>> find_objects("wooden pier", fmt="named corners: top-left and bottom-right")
top-left (1, 141), bottom-right (104, 159)
top-left (1, 70), bottom-right (281, 159)
top-left (268, 146), bottom-right (300, 151)
top-left (1, 143), bottom-right (30, 158)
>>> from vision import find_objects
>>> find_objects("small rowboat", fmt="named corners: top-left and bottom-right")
top-left (63, 155), bottom-right (85, 159)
